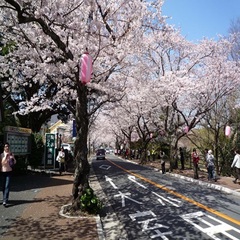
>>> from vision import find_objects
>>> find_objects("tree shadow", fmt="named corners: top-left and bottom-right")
top-left (1, 195), bottom-right (99, 240)
top-left (2, 199), bottom-right (44, 208)
top-left (11, 171), bottom-right (73, 192)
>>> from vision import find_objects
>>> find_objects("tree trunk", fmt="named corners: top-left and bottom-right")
top-left (71, 85), bottom-right (90, 210)
top-left (0, 86), bottom-right (3, 122)
top-left (214, 130), bottom-right (219, 175)
top-left (169, 138), bottom-right (180, 171)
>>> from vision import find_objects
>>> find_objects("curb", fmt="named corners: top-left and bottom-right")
top-left (123, 157), bottom-right (240, 197)
top-left (89, 164), bottom-right (129, 240)
top-left (59, 204), bottom-right (105, 240)
top-left (169, 173), bottom-right (240, 197)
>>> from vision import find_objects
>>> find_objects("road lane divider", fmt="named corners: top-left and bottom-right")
top-left (106, 159), bottom-right (240, 226)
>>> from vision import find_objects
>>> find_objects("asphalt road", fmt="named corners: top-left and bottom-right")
top-left (92, 154), bottom-right (240, 240)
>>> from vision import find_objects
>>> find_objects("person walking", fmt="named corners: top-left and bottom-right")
top-left (160, 151), bottom-right (166, 174)
top-left (231, 149), bottom-right (240, 184)
top-left (179, 147), bottom-right (185, 170)
top-left (63, 148), bottom-right (69, 172)
top-left (147, 150), bottom-right (151, 161)
top-left (56, 147), bottom-right (65, 175)
top-left (1, 142), bottom-right (16, 207)
top-left (206, 150), bottom-right (217, 182)
top-left (192, 148), bottom-right (199, 179)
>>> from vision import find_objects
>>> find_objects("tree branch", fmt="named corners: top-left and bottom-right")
top-left (4, 0), bottom-right (74, 60)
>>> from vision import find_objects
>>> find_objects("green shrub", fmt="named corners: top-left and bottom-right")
top-left (80, 187), bottom-right (103, 215)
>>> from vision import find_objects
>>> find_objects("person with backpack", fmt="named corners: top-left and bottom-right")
top-left (206, 150), bottom-right (217, 182)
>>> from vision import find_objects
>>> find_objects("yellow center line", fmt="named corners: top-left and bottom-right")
top-left (107, 159), bottom-right (240, 226)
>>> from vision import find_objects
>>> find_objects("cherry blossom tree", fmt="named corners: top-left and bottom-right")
top-left (90, 114), bottom-right (116, 149)
top-left (158, 37), bottom-right (239, 166)
top-left (103, 30), bottom-right (240, 168)
top-left (0, 0), bottom-right (167, 211)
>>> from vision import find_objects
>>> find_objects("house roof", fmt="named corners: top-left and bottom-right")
top-left (48, 120), bottom-right (66, 132)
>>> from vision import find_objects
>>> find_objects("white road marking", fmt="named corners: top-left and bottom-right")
top-left (99, 165), bottom-right (111, 170)
top-left (128, 175), bottom-right (147, 189)
top-left (129, 210), bottom-right (156, 221)
top-left (181, 211), bottom-right (240, 240)
top-left (129, 210), bottom-right (172, 239)
top-left (105, 175), bottom-right (118, 189)
top-left (152, 192), bottom-right (182, 207)
top-left (114, 191), bottom-right (143, 207)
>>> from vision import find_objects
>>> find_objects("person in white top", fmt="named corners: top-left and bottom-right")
top-left (56, 147), bottom-right (65, 175)
top-left (1, 142), bottom-right (16, 207)
top-left (231, 149), bottom-right (240, 184)
top-left (206, 150), bottom-right (217, 182)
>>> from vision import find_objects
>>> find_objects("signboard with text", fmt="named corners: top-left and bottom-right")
top-left (4, 126), bottom-right (32, 155)
top-left (45, 133), bottom-right (56, 166)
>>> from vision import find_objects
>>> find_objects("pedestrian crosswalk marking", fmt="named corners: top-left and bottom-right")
top-left (181, 211), bottom-right (240, 240)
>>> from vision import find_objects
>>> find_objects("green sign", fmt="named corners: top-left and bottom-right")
top-left (45, 134), bottom-right (55, 166)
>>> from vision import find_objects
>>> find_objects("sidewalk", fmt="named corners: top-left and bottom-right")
top-left (136, 159), bottom-right (240, 196)
top-left (1, 172), bottom-right (100, 240)
top-left (1, 159), bottom-right (240, 240)
top-left (171, 168), bottom-right (240, 195)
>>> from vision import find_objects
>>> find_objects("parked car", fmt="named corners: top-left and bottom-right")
top-left (96, 149), bottom-right (106, 160)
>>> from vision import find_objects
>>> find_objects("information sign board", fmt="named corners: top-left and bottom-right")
top-left (4, 126), bottom-right (32, 155)
top-left (45, 133), bottom-right (56, 166)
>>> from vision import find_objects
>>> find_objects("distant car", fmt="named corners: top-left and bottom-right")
top-left (96, 149), bottom-right (106, 160)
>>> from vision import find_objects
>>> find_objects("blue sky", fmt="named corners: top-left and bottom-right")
top-left (162, 0), bottom-right (240, 42)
